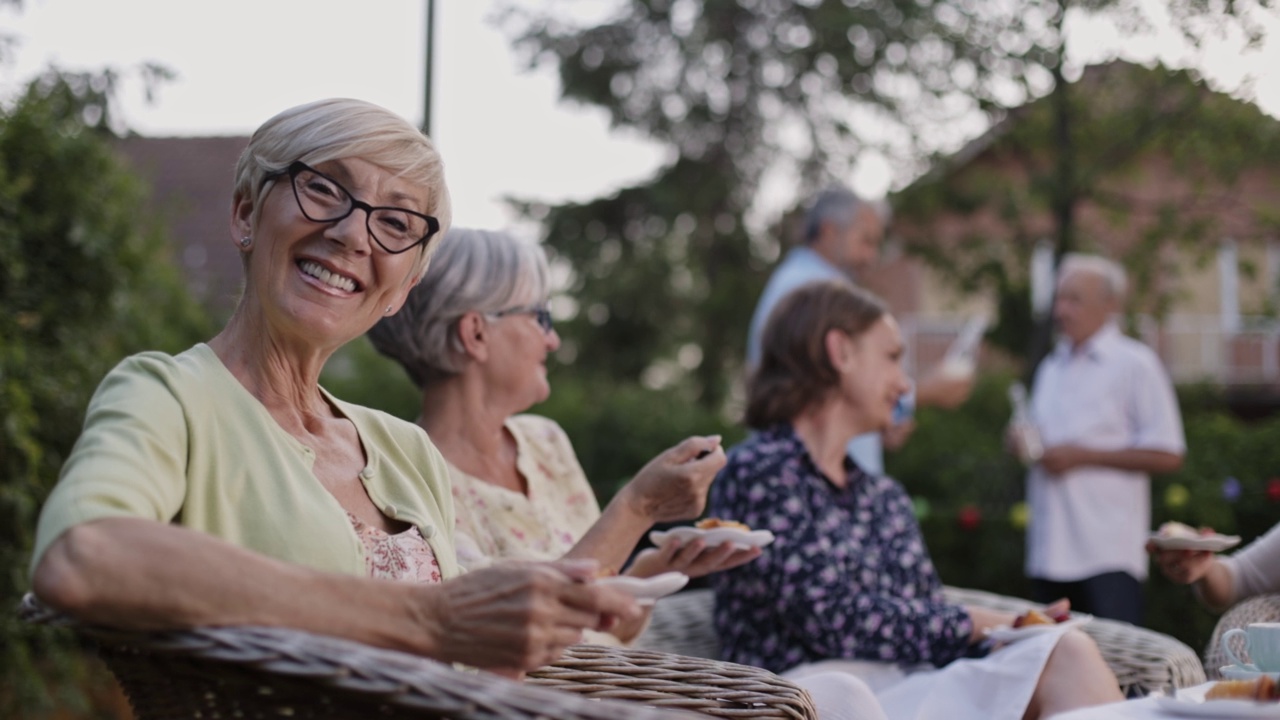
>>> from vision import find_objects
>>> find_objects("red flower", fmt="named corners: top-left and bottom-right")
top-left (1268, 478), bottom-right (1280, 503)
top-left (958, 504), bottom-right (982, 531)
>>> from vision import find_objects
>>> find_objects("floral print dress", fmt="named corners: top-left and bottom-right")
top-left (347, 511), bottom-right (443, 583)
top-left (707, 423), bottom-right (973, 674)
top-left (448, 415), bottom-right (602, 566)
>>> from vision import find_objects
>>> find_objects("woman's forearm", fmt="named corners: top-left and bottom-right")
top-left (1193, 561), bottom-right (1237, 612)
top-left (33, 517), bottom-right (434, 653)
top-left (564, 489), bottom-right (652, 574)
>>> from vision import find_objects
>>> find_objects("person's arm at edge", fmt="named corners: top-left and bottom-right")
top-left (562, 435), bottom-right (726, 574)
top-left (33, 517), bottom-right (640, 671)
top-left (1039, 446), bottom-right (1183, 476)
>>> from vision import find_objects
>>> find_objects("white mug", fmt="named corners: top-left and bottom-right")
top-left (1222, 623), bottom-right (1280, 671)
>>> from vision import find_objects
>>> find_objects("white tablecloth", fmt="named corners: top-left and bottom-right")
top-left (785, 624), bottom-right (1071, 720)
top-left (1053, 682), bottom-right (1273, 719)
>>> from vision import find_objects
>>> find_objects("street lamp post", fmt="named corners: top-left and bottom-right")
top-left (423, 0), bottom-right (435, 136)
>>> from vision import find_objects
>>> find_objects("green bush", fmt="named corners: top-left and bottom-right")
top-left (886, 372), bottom-right (1280, 656)
top-left (535, 371), bottom-right (745, 503)
top-left (1, 71), bottom-right (213, 717)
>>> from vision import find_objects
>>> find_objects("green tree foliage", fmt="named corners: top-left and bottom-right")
top-left (0, 70), bottom-right (212, 716)
top-left (499, 0), bottom-right (1273, 407)
top-left (893, 61), bottom-right (1280, 362)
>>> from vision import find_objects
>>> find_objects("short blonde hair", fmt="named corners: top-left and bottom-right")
top-left (367, 228), bottom-right (550, 388)
top-left (233, 98), bottom-right (452, 277)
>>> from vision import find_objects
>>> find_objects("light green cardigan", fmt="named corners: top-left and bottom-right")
top-left (32, 343), bottom-right (459, 580)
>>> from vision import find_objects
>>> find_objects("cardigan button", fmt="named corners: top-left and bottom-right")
top-left (421, 525), bottom-right (436, 539)
top-left (385, 504), bottom-right (398, 519)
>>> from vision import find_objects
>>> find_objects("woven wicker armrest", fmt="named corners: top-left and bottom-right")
top-left (531, 644), bottom-right (818, 720)
top-left (635, 589), bottom-right (722, 660)
top-left (943, 585), bottom-right (1207, 694)
top-left (19, 593), bottom-right (701, 720)
top-left (1204, 593), bottom-right (1280, 677)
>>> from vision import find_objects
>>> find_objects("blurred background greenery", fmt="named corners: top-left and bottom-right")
top-left (7, 0), bottom-right (1280, 716)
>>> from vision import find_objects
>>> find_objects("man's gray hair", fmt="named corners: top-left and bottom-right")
top-left (1058, 252), bottom-right (1128, 301)
top-left (802, 185), bottom-right (892, 243)
top-left (367, 228), bottom-right (549, 388)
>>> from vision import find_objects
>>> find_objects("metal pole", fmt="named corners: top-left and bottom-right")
top-left (423, 0), bottom-right (435, 136)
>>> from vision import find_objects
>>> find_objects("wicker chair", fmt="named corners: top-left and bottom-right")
top-left (20, 593), bottom-right (817, 720)
top-left (1203, 593), bottom-right (1280, 678)
top-left (634, 586), bottom-right (1207, 697)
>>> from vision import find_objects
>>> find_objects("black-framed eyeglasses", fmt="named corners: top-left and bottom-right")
top-left (267, 161), bottom-right (440, 255)
top-left (489, 303), bottom-right (554, 333)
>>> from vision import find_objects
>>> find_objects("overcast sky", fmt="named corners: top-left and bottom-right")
top-left (2, 0), bottom-right (1277, 231)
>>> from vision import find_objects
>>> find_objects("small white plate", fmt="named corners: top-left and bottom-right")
top-left (595, 572), bottom-right (689, 605)
top-left (1222, 666), bottom-right (1280, 681)
top-left (648, 526), bottom-right (776, 550)
top-left (984, 615), bottom-right (1092, 643)
top-left (1148, 532), bottom-right (1242, 552)
top-left (1154, 694), bottom-right (1280, 718)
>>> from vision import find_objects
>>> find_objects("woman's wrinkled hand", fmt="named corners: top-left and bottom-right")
top-left (417, 558), bottom-right (641, 673)
top-left (626, 540), bottom-right (762, 580)
top-left (621, 436), bottom-right (726, 524)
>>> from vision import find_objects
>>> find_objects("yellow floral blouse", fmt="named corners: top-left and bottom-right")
top-left (449, 414), bottom-right (602, 566)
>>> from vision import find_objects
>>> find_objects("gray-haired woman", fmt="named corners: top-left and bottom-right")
top-left (367, 227), bottom-right (760, 644)
top-left (31, 99), bottom-right (638, 678)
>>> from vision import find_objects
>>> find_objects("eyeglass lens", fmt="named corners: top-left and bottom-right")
top-left (291, 166), bottom-right (431, 253)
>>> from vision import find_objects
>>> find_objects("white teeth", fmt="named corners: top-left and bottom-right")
top-left (299, 260), bottom-right (357, 292)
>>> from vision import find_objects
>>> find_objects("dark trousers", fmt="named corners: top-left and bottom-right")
top-left (1031, 571), bottom-right (1144, 626)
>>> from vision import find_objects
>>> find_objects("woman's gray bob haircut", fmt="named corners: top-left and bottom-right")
top-left (367, 228), bottom-right (550, 388)
top-left (1058, 253), bottom-right (1128, 301)
top-left (232, 98), bottom-right (452, 278)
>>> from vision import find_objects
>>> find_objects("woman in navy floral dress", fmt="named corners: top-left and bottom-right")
top-left (709, 279), bottom-right (1123, 720)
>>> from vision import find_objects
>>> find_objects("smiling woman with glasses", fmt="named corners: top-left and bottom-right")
top-left (367, 227), bottom-right (759, 648)
top-left (29, 98), bottom-right (642, 681)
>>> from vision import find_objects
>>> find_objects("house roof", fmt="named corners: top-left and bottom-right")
top-left (115, 135), bottom-right (250, 319)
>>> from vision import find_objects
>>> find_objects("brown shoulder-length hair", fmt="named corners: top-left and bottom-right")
top-left (745, 279), bottom-right (888, 429)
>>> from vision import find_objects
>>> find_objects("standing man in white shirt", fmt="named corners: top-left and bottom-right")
top-left (746, 185), bottom-right (973, 475)
top-left (1022, 253), bottom-right (1186, 625)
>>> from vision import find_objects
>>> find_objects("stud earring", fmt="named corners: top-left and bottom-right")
top-left (385, 306), bottom-right (393, 314)
top-left (239, 236), bottom-right (252, 248)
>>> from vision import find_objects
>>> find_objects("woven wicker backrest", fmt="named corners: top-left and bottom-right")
top-left (943, 586), bottom-right (1206, 694)
top-left (637, 586), bottom-right (1208, 697)
top-left (19, 593), bottom-right (701, 720)
top-left (1204, 593), bottom-right (1280, 678)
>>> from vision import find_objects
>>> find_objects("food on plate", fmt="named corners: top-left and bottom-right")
top-left (1157, 521), bottom-right (1213, 539)
top-left (696, 518), bottom-right (751, 532)
top-left (1205, 676), bottom-right (1280, 701)
top-left (1012, 609), bottom-right (1055, 628)
top-left (1011, 607), bottom-right (1071, 628)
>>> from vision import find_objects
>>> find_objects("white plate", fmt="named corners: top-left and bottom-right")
top-left (1148, 532), bottom-right (1242, 552)
top-left (984, 616), bottom-right (1092, 643)
top-left (1222, 666), bottom-right (1280, 681)
top-left (596, 572), bottom-right (689, 605)
top-left (648, 526), bottom-right (776, 550)
top-left (1154, 694), bottom-right (1280, 718)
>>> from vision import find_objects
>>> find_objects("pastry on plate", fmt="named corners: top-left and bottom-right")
top-left (696, 518), bottom-right (751, 531)
top-left (1205, 676), bottom-right (1280, 701)
top-left (1011, 607), bottom-right (1071, 628)
top-left (1157, 521), bottom-right (1209, 539)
